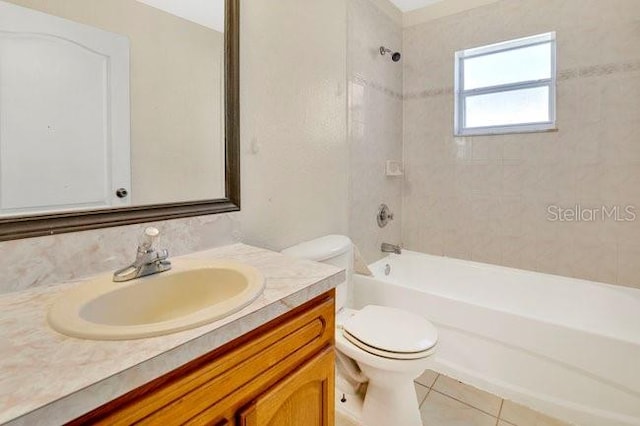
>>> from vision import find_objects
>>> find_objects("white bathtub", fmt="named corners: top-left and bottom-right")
top-left (351, 250), bottom-right (640, 426)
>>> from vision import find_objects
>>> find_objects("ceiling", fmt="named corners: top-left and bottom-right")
top-left (135, 0), bottom-right (224, 32)
top-left (389, 0), bottom-right (445, 12)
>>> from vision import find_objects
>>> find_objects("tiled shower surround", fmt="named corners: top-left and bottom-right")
top-left (402, 0), bottom-right (640, 288)
top-left (348, 0), bottom-right (403, 263)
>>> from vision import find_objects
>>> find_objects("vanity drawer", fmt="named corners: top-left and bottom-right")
top-left (69, 291), bottom-right (335, 425)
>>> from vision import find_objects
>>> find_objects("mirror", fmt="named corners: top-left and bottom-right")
top-left (0, 0), bottom-right (239, 240)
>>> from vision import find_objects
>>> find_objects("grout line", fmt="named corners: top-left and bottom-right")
top-left (419, 373), bottom-right (562, 426)
top-left (416, 373), bottom-right (439, 409)
top-left (431, 373), bottom-right (441, 388)
top-left (431, 373), bottom-right (505, 418)
top-left (430, 389), bottom-right (501, 419)
top-left (421, 386), bottom-right (433, 409)
top-left (496, 399), bottom-right (504, 426)
top-left (414, 382), bottom-right (430, 406)
top-left (414, 372), bottom-right (439, 389)
top-left (420, 373), bottom-right (439, 406)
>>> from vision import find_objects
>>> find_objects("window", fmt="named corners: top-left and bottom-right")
top-left (454, 32), bottom-right (556, 136)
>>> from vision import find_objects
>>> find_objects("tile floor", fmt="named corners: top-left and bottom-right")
top-left (336, 370), bottom-right (572, 426)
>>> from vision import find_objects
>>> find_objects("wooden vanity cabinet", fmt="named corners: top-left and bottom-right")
top-left (69, 291), bottom-right (335, 426)
top-left (237, 348), bottom-right (333, 426)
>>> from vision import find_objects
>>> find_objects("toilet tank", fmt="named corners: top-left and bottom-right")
top-left (282, 235), bottom-right (353, 311)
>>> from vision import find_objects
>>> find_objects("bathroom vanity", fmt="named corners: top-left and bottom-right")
top-left (0, 244), bottom-right (342, 425)
top-left (70, 292), bottom-right (335, 425)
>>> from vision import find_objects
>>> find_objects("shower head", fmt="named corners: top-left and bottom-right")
top-left (380, 46), bottom-right (401, 62)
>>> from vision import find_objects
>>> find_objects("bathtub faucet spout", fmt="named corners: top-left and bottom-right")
top-left (381, 242), bottom-right (402, 255)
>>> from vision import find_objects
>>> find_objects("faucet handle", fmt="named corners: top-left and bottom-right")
top-left (138, 227), bottom-right (160, 251)
top-left (154, 248), bottom-right (169, 262)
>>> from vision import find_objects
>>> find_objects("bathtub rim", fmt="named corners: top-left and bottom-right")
top-left (361, 250), bottom-right (640, 346)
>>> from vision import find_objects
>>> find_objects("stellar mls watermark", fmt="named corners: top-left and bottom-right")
top-left (546, 204), bottom-right (637, 222)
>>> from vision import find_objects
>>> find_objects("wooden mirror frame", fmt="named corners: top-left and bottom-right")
top-left (0, 0), bottom-right (240, 242)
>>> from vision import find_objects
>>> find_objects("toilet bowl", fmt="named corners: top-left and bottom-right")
top-left (335, 306), bottom-right (436, 426)
top-left (282, 235), bottom-right (438, 426)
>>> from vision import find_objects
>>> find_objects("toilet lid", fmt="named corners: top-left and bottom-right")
top-left (342, 331), bottom-right (436, 360)
top-left (342, 305), bottom-right (438, 358)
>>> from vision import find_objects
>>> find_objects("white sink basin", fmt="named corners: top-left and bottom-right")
top-left (48, 259), bottom-right (265, 340)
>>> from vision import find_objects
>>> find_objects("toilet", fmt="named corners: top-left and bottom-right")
top-left (282, 235), bottom-right (437, 426)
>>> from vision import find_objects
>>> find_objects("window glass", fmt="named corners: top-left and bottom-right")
top-left (465, 87), bottom-right (550, 128)
top-left (455, 32), bottom-right (556, 135)
top-left (463, 43), bottom-right (552, 90)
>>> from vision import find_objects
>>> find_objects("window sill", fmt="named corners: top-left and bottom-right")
top-left (455, 125), bottom-right (558, 137)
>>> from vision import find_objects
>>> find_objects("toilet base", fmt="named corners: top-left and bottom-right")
top-left (335, 388), bottom-right (364, 425)
top-left (359, 366), bottom-right (423, 426)
top-left (335, 332), bottom-right (432, 426)
top-left (362, 379), bottom-right (422, 426)
top-left (335, 359), bottom-right (424, 426)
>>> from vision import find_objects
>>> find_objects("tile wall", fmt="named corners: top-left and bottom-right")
top-left (348, 0), bottom-right (404, 263)
top-left (402, 0), bottom-right (640, 288)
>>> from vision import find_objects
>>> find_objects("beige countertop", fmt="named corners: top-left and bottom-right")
top-left (0, 243), bottom-right (343, 425)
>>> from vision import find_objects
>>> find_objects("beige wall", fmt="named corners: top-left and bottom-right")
top-left (402, 0), bottom-right (640, 288)
top-left (5, 0), bottom-right (225, 205)
top-left (403, 0), bottom-right (499, 27)
top-left (368, 0), bottom-right (402, 26)
top-left (237, 0), bottom-right (349, 251)
top-left (0, 0), bottom-right (349, 294)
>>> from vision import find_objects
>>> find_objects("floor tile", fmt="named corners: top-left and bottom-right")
top-left (501, 400), bottom-right (572, 426)
top-left (420, 390), bottom-right (498, 426)
top-left (415, 382), bottom-right (429, 405)
top-left (416, 369), bottom-right (439, 387)
top-left (432, 374), bottom-right (503, 416)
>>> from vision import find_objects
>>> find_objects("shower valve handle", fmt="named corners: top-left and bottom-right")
top-left (377, 204), bottom-right (394, 228)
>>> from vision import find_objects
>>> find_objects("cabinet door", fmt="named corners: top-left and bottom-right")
top-left (238, 348), bottom-right (335, 426)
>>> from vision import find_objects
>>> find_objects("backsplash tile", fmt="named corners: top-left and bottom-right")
top-left (0, 214), bottom-right (239, 294)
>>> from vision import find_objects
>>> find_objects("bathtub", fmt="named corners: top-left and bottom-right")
top-left (351, 250), bottom-right (640, 426)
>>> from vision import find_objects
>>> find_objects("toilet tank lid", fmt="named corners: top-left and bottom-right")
top-left (282, 235), bottom-right (352, 261)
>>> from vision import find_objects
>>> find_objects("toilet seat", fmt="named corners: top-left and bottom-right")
top-left (339, 305), bottom-right (438, 361)
top-left (343, 331), bottom-right (436, 360)
top-left (335, 331), bottom-right (434, 373)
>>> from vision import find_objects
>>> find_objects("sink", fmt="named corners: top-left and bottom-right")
top-left (48, 259), bottom-right (265, 340)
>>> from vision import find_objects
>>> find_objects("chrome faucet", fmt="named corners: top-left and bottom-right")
top-left (113, 227), bottom-right (171, 282)
top-left (381, 242), bottom-right (402, 255)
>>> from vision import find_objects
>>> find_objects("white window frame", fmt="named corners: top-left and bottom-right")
top-left (454, 32), bottom-right (557, 136)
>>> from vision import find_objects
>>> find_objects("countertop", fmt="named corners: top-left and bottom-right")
top-left (0, 243), bottom-right (343, 425)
